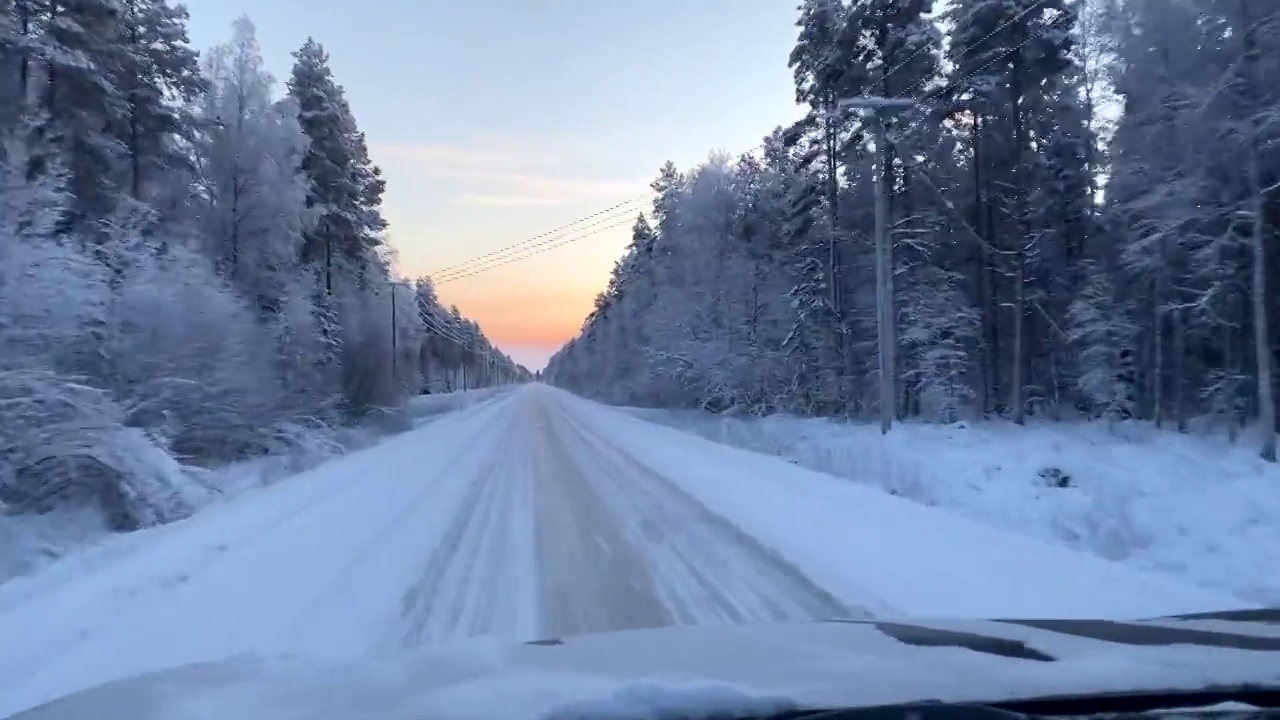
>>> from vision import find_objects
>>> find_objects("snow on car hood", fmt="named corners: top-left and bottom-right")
top-left (10, 610), bottom-right (1280, 720)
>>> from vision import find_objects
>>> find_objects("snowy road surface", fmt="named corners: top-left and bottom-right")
top-left (398, 390), bottom-right (850, 645)
top-left (0, 385), bottom-right (1253, 717)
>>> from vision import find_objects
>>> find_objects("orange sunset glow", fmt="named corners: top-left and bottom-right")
top-left (389, 208), bottom-right (638, 370)
top-left (445, 281), bottom-right (597, 350)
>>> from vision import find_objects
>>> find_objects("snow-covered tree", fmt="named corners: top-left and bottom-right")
top-left (1069, 263), bottom-right (1137, 422)
top-left (0, 8), bottom-right (517, 550)
top-left (195, 16), bottom-right (309, 309)
top-left (549, 0), bottom-right (1278, 462)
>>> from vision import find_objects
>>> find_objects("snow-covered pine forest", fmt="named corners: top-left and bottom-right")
top-left (545, 0), bottom-right (1280, 460)
top-left (0, 8), bottom-right (524, 535)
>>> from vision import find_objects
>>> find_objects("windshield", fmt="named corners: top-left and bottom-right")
top-left (1, 0), bottom-right (1278, 718)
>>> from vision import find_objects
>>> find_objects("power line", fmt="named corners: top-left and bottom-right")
top-left (435, 214), bottom-right (638, 285)
top-left (418, 307), bottom-right (479, 350)
top-left (401, 286), bottom-right (487, 351)
top-left (853, 6), bottom-right (1078, 346)
top-left (427, 195), bottom-right (650, 278)
top-left (432, 209), bottom-right (640, 284)
top-left (432, 204), bottom-right (640, 282)
top-left (815, 3), bottom-right (1072, 178)
top-left (857, 0), bottom-right (1053, 96)
top-left (427, 1), bottom-right (1069, 286)
top-left (891, 1), bottom-right (1070, 138)
top-left (906, 8), bottom-right (1074, 177)
top-left (415, 308), bottom-right (512, 389)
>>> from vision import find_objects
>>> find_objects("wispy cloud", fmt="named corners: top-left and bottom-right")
top-left (452, 194), bottom-right (567, 207)
top-left (369, 142), bottom-right (556, 175)
top-left (368, 140), bottom-right (649, 207)
top-left (479, 171), bottom-right (647, 201)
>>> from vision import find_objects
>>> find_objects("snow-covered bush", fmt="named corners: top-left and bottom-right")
top-left (0, 227), bottom-right (207, 532)
top-left (103, 241), bottom-right (283, 463)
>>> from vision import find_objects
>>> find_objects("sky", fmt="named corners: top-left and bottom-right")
top-left (181, 0), bottom-right (805, 370)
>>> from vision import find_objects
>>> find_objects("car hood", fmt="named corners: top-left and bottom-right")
top-left (10, 610), bottom-right (1280, 720)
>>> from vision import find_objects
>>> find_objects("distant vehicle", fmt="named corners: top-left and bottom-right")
top-left (11, 610), bottom-right (1279, 720)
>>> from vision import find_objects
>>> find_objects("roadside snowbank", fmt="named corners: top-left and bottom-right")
top-left (406, 386), bottom-right (514, 424)
top-left (625, 407), bottom-right (1280, 605)
top-left (202, 386), bottom-right (516, 497)
top-left (0, 387), bottom-right (514, 586)
top-left (0, 394), bottom-right (520, 717)
top-left (550, 388), bottom-right (1248, 619)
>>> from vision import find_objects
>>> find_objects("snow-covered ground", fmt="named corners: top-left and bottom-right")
top-left (0, 387), bottom-right (514, 586)
top-left (625, 407), bottom-right (1280, 605)
top-left (404, 385), bottom-right (515, 424)
top-left (0, 385), bottom-right (1253, 718)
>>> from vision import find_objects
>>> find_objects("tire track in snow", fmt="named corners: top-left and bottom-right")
top-left (397, 447), bottom-right (506, 644)
top-left (283, 398), bottom-right (519, 649)
top-left (540, 391), bottom-right (866, 626)
top-left (393, 388), bottom-right (862, 643)
top-left (528, 396), bottom-right (675, 638)
top-left (398, 400), bottom-right (539, 645)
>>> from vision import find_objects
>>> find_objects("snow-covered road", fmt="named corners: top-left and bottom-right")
top-left (399, 391), bottom-right (853, 646)
top-left (0, 385), bottom-right (1253, 717)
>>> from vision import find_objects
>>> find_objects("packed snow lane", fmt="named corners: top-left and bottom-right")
top-left (527, 394), bottom-right (855, 637)
top-left (0, 386), bottom-right (1254, 718)
top-left (398, 388), bottom-right (855, 646)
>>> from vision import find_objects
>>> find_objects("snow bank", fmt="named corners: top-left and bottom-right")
top-left (0, 388), bottom-right (512, 587)
top-left (0, 393), bottom-right (521, 716)
top-left (625, 407), bottom-right (1280, 605)
top-left (0, 509), bottom-right (109, 584)
top-left (406, 386), bottom-right (515, 425)
top-left (544, 389), bottom-right (1251, 619)
top-left (204, 386), bottom-right (515, 496)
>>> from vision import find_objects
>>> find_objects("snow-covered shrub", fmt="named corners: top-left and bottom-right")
top-left (0, 236), bottom-right (207, 532)
top-left (0, 370), bottom-right (128, 519)
top-left (102, 241), bottom-right (284, 463)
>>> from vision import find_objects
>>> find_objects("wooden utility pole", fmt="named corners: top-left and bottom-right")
top-left (1240, 0), bottom-right (1276, 461)
top-left (835, 95), bottom-right (914, 434)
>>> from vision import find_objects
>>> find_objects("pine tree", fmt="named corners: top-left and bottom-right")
top-left (114, 0), bottom-right (205, 203)
top-left (287, 38), bottom-right (359, 294)
top-left (944, 0), bottom-right (1082, 422)
top-left (29, 0), bottom-right (130, 228)
top-left (1069, 263), bottom-right (1137, 423)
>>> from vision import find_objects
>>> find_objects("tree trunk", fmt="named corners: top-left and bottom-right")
top-left (127, 2), bottom-right (142, 200)
top-left (17, 0), bottom-right (29, 102)
top-left (1152, 282), bottom-right (1164, 427)
top-left (44, 1), bottom-right (57, 115)
top-left (825, 107), bottom-right (840, 316)
top-left (324, 236), bottom-right (333, 294)
top-left (1173, 307), bottom-right (1187, 432)
top-left (1009, 53), bottom-right (1027, 425)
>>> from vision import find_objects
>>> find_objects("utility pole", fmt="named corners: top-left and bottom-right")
top-left (835, 95), bottom-right (914, 435)
top-left (1240, 0), bottom-right (1276, 461)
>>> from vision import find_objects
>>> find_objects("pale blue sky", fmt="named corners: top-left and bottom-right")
top-left (181, 0), bottom-right (805, 369)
